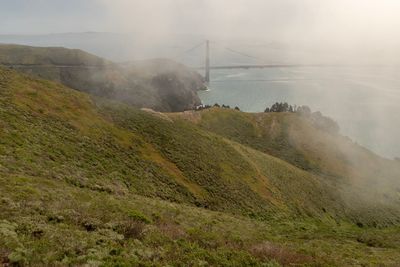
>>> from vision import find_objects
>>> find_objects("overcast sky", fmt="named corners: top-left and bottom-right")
top-left (1, 0), bottom-right (399, 45)
top-left (1, 0), bottom-right (400, 65)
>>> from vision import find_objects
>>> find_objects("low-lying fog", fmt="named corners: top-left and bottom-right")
top-left (1, 0), bottom-right (400, 158)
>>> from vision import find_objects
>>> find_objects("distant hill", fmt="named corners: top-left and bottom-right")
top-left (0, 32), bottom-right (201, 62)
top-left (0, 44), bottom-right (204, 112)
top-left (1, 67), bottom-right (400, 265)
top-left (0, 43), bottom-right (109, 65)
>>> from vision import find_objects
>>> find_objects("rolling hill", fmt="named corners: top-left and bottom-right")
top-left (0, 44), bottom-right (204, 112)
top-left (0, 66), bottom-right (400, 266)
top-left (172, 108), bottom-right (400, 226)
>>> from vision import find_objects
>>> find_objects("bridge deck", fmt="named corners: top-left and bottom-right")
top-left (196, 64), bottom-right (327, 70)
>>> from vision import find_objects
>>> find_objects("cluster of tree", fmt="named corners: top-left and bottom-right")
top-left (264, 102), bottom-right (312, 114)
top-left (264, 102), bottom-right (339, 134)
top-left (264, 102), bottom-right (294, 113)
top-left (196, 103), bottom-right (240, 111)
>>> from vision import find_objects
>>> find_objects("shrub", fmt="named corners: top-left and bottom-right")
top-left (79, 218), bottom-right (101, 232)
top-left (47, 214), bottom-right (65, 223)
top-left (116, 220), bottom-right (146, 240)
top-left (187, 228), bottom-right (220, 249)
top-left (7, 248), bottom-right (29, 266)
top-left (127, 210), bottom-right (151, 224)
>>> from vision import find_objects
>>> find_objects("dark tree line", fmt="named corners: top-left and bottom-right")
top-left (264, 102), bottom-right (339, 133)
top-left (264, 102), bottom-right (294, 113)
top-left (196, 103), bottom-right (240, 111)
top-left (264, 102), bottom-right (311, 115)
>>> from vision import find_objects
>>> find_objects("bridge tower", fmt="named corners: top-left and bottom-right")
top-left (205, 40), bottom-right (210, 84)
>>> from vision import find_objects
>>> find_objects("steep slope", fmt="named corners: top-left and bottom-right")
top-left (0, 44), bottom-right (204, 111)
top-left (1, 65), bottom-right (400, 225)
top-left (0, 67), bottom-right (341, 220)
top-left (172, 108), bottom-right (400, 226)
top-left (1, 68), bottom-right (400, 265)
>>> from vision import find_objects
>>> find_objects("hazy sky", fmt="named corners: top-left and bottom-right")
top-left (1, 0), bottom-right (400, 64)
top-left (1, 0), bottom-right (400, 46)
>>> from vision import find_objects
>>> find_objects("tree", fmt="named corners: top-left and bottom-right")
top-left (270, 102), bottom-right (279, 112)
top-left (283, 102), bottom-right (289, 112)
top-left (234, 106), bottom-right (240, 111)
top-left (297, 105), bottom-right (311, 115)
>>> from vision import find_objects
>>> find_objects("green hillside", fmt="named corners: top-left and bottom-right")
top-left (173, 108), bottom-right (400, 226)
top-left (0, 44), bottom-right (108, 65)
top-left (0, 67), bottom-right (342, 220)
top-left (1, 67), bottom-right (400, 265)
top-left (0, 44), bottom-right (204, 112)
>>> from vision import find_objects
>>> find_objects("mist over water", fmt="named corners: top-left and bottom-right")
top-left (199, 66), bottom-right (400, 159)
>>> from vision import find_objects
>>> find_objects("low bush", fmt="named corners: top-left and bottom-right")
top-left (127, 210), bottom-right (152, 224)
top-left (116, 220), bottom-right (147, 240)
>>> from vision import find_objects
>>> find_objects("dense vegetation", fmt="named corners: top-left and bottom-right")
top-left (264, 102), bottom-right (296, 113)
top-left (1, 67), bottom-right (400, 265)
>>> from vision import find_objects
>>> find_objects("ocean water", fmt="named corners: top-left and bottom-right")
top-left (198, 66), bottom-right (400, 159)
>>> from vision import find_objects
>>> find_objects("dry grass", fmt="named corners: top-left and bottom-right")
top-left (0, 248), bottom-right (11, 266)
top-left (249, 242), bottom-right (313, 266)
top-left (157, 222), bottom-right (187, 240)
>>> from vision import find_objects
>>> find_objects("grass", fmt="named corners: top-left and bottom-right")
top-left (1, 67), bottom-right (400, 265)
top-left (1, 174), bottom-right (400, 266)
top-left (0, 44), bottom-right (108, 66)
top-left (175, 108), bottom-right (400, 226)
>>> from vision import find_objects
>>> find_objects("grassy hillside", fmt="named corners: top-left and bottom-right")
top-left (0, 44), bottom-right (204, 112)
top-left (0, 44), bottom-right (108, 65)
top-left (1, 67), bottom-right (400, 265)
top-left (3, 175), bottom-right (400, 266)
top-left (0, 67), bottom-right (341, 220)
top-left (171, 108), bottom-right (400, 226)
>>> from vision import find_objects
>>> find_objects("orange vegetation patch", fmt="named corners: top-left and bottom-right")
top-left (141, 142), bottom-right (207, 200)
top-left (249, 242), bottom-right (314, 266)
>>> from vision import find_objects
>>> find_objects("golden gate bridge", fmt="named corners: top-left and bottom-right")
top-left (2, 40), bottom-right (326, 84)
top-left (181, 40), bottom-right (326, 84)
